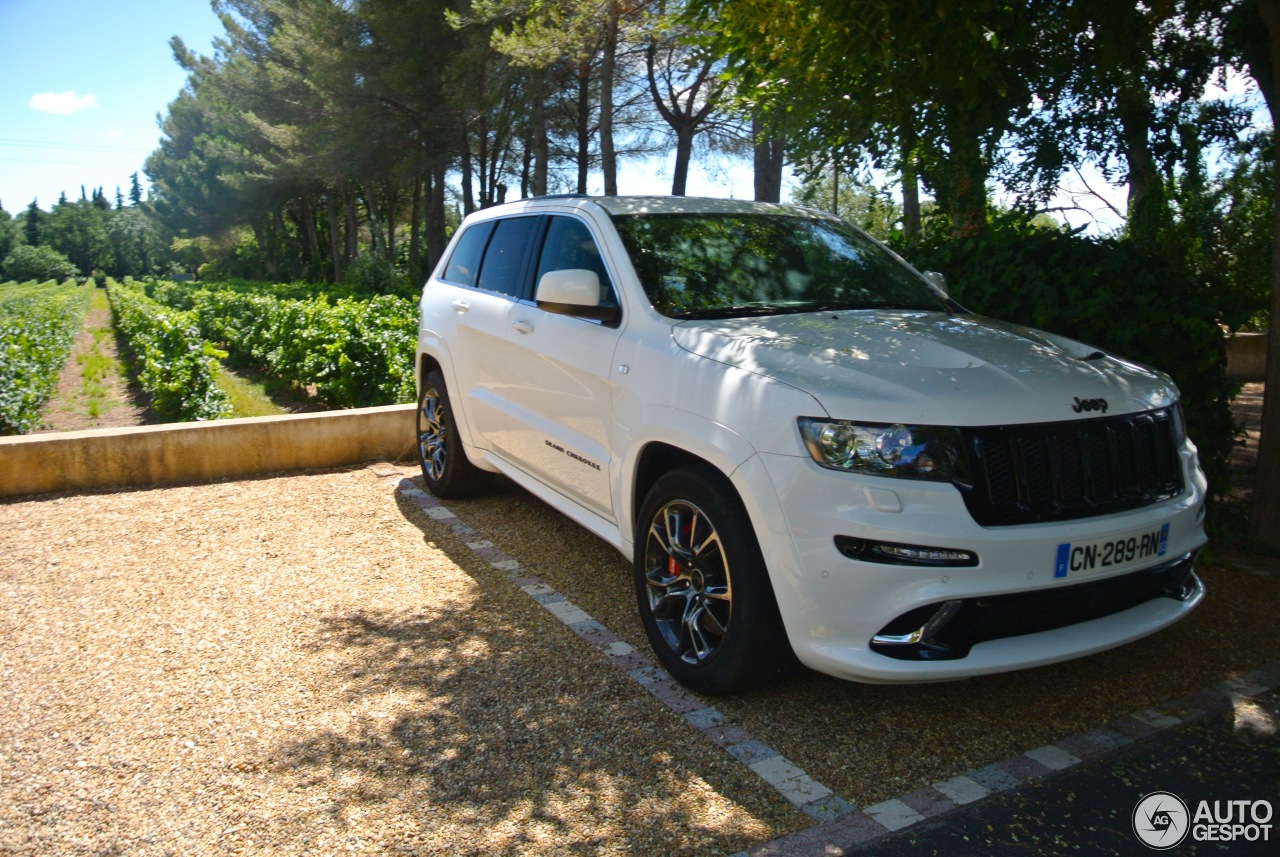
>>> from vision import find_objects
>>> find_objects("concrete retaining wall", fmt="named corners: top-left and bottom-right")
top-left (0, 404), bottom-right (417, 499)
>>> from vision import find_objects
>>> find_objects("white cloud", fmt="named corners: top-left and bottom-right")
top-left (103, 128), bottom-right (125, 140)
top-left (28, 91), bottom-right (99, 115)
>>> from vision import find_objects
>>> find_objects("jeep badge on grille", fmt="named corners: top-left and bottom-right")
top-left (1072, 397), bottom-right (1108, 413)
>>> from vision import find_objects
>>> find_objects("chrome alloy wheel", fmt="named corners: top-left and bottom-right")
top-left (417, 386), bottom-right (448, 482)
top-left (641, 499), bottom-right (733, 664)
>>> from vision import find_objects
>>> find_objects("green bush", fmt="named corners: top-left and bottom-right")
top-left (0, 279), bottom-right (91, 434)
top-left (345, 250), bottom-right (400, 295)
top-left (895, 221), bottom-right (1236, 495)
top-left (2, 245), bottom-right (79, 282)
top-left (106, 280), bottom-right (231, 421)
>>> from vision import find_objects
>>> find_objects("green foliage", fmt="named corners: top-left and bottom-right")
top-left (146, 279), bottom-right (416, 408)
top-left (790, 169), bottom-right (907, 241)
top-left (0, 206), bottom-right (19, 260)
top-left (41, 197), bottom-right (113, 275)
top-left (344, 250), bottom-right (401, 295)
top-left (896, 218), bottom-right (1237, 494)
top-left (1, 244), bottom-right (79, 282)
top-left (192, 226), bottom-right (269, 282)
top-left (0, 279), bottom-right (92, 434)
top-left (106, 280), bottom-right (231, 421)
top-left (1162, 129), bottom-right (1273, 332)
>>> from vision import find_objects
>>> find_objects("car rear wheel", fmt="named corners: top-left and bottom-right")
top-left (634, 467), bottom-right (793, 695)
top-left (417, 369), bottom-right (486, 498)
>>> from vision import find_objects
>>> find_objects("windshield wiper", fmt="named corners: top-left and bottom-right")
top-left (672, 304), bottom-right (800, 320)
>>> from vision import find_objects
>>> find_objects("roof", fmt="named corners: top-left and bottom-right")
top-left (470, 194), bottom-right (828, 220)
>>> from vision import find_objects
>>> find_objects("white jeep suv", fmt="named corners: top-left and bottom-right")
top-left (414, 196), bottom-right (1207, 695)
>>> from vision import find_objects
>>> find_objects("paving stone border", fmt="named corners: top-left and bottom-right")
top-left (371, 463), bottom-right (1280, 856)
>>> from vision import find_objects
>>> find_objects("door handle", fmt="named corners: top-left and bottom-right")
top-left (511, 319), bottom-right (535, 335)
top-left (451, 299), bottom-right (470, 313)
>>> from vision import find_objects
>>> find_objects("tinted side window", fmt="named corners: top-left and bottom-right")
top-left (535, 216), bottom-right (616, 304)
top-left (441, 221), bottom-right (494, 287)
top-left (476, 216), bottom-right (541, 299)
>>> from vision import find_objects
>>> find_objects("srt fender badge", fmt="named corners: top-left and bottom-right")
top-left (1073, 397), bottom-right (1108, 414)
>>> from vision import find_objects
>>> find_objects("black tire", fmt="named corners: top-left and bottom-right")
top-left (634, 466), bottom-right (794, 695)
top-left (416, 369), bottom-right (487, 498)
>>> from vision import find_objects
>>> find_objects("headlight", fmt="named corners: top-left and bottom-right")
top-left (797, 418), bottom-right (965, 482)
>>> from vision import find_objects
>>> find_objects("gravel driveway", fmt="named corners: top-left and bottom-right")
top-left (3, 462), bottom-right (1278, 855)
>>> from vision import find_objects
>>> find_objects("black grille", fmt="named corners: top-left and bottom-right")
top-left (872, 551), bottom-right (1202, 661)
top-left (960, 408), bottom-right (1184, 526)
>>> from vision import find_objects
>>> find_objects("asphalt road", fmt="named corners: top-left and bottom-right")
top-left (852, 686), bottom-right (1280, 856)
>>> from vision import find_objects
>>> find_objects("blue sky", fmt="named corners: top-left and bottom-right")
top-left (0, 0), bottom-right (226, 213)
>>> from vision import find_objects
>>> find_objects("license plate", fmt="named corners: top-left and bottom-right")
top-left (1054, 523), bottom-right (1169, 579)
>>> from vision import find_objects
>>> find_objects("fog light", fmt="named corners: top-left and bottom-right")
top-left (836, 536), bottom-right (978, 567)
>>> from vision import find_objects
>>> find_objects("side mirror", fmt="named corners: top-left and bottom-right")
top-left (536, 269), bottom-right (618, 322)
top-left (923, 271), bottom-right (948, 295)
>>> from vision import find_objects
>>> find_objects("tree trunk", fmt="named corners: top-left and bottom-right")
top-left (1249, 0), bottom-right (1280, 547)
top-left (326, 191), bottom-right (342, 283)
top-left (901, 126), bottom-right (921, 240)
top-left (944, 129), bottom-right (987, 238)
top-left (460, 129), bottom-right (476, 215)
top-left (409, 176), bottom-right (422, 285)
top-left (344, 188), bottom-right (359, 263)
top-left (1117, 78), bottom-right (1165, 245)
top-left (365, 187), bottom-right (382, 255)
top-left (576, 59), bottom-right (591, 194)
top-left (426, 163), bottom-right (448, 270)
top-left (272, 208), bottom-right (287, 277)
top-left (532, 72), bottom-right (549, 197)
top-left (521, 135), bottom-right (533, 199)
top-left (299, 195), bottom-right (322, 275)
top-left (387, 185), bottom-right (397, 261)
top-left (752, 115), bottom-right (784, 203)
top-left (478, 116), bottom-right (491, 208)
top-left (671, 126), bottom-right (694, 196)
top-left (600, 5), bottom-right (619, 196)
top-left (252, 218), bottom-right (278, 277)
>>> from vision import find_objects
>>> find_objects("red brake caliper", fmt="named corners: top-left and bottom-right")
top-left (667, 517), bottom-right (692, 579)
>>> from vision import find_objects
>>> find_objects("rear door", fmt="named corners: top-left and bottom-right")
top-left (431, 216), bottom-right (541, 452)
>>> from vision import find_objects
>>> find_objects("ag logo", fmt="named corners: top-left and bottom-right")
top-left (1133, 791), bottom-right (1190, 849)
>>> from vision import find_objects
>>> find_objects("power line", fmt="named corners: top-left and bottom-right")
top-left (0, 137), bottom-right (149, 154)
top-left (0, 156), bottom-right (125, 167)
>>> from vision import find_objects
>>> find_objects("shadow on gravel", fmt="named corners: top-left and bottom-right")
top-left (261, 490), bottom-right (792, 855)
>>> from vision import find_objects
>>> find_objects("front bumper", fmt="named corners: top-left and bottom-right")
top-left (745, 445), bottom-right (1208, 683)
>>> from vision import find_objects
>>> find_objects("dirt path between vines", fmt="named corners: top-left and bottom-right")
top-left (36, 288), bottom-right (149, 433)
top-left (35, 288), bottom-right (323, 432)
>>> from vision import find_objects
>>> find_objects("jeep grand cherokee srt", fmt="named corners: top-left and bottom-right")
top-left (414, 196), bottom-right (1206, 695)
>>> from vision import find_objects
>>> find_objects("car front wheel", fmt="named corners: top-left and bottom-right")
top-left (634, 467), bottom-right (793, 695)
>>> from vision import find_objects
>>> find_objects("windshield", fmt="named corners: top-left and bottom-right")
top-left (611, 212), bottom-right (948, 319)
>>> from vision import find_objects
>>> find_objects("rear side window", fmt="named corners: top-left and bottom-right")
top-left (477, 216), bottom-right (541, 299)
top-left (442, 221), bottom-right (494, 287)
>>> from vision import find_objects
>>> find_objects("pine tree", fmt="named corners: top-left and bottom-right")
top-left (129, 173), bottom-right (144, 206)
top-left (24, 200), bottom-right (42, 246)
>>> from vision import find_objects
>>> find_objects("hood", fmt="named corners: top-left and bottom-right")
top-left (672, 311), bottom-right (1178, 426)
